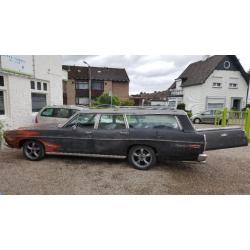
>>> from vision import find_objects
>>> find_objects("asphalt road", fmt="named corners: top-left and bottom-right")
top-left (0, 144), bottom-right (250, 195)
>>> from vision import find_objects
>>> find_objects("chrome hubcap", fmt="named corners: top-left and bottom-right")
top-left (25, 142), bottom-right (41, 159)
top-left (132, 148), bottom-right (152, 168)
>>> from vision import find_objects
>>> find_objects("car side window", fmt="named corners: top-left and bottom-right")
top-left (64, 113), bottom-right (97, 129)
top-left (127, 114), bottom-right (180, 130)
top-left (41, 108), bottom-right (54, 117)
top-left (98, 114), bottom-right (126, 130)
top-left (54, 108), bottom-right (72, 118)
top-left (77, 113), bottom-right (98, 129)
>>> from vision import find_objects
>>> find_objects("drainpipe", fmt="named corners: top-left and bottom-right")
top-left (32, 55), bottom-right (36, 79)
top-left (247, 75), bottom-right (250, 106)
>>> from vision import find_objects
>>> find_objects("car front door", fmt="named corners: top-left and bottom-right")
top-left (59, 113), bottom-right (98, 154)
top-left (92, 113), bottom-right (129, 156)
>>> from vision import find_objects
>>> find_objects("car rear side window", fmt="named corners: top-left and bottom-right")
top-left (98, 114), bottom-right (126, 130)
top-left (53, 108), bottom-right (72, 118)
top-left (41, 108), bottom-right (54, 117)
top-left (126, 114), bottom-right (180, 130)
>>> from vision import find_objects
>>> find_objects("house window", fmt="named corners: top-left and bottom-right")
top-left (76, 97), bottom-right (89, 105)
top-left (43, 82), bottom-right (47, 91)
top-left (0, 76), bottom-right (4, 87)
top-left (229, 83), bottom-right (238, 89)
top-left (92, 81), bottom-right (103, 90)
top-left (37, 82), bottom-right (41, 90)
top-left (30, 81), bottom-right (35, 89)
top-left (31, 93), bottom-right (47, 112)
top-left (212, 82), bottom-right (222, 88)
top-left (0, 91), bottom-right (5, 115)
top-left (76, 81), bottom-right (89, 89)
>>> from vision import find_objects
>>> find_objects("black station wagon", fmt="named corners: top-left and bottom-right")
top-left (4, 108), bottom-right (248, 170)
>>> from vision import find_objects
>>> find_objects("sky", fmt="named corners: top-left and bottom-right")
top-left (63, 55), bottom-right (250, 95)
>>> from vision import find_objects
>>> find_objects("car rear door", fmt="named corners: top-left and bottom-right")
top-left (92, 113), bottom-right (129, 156)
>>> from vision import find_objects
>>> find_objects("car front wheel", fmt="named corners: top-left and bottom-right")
top-left (128, 145), bottom-right (156, 170)
top-left (23, 140), bottom-right (45, 161)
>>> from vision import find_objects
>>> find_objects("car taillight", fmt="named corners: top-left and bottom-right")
top-left (35, 116), bottom-right (38, 123)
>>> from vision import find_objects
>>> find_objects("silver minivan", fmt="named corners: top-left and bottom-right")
top-left (35, 105), bottom-right (85, 124)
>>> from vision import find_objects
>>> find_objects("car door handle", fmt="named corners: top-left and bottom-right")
top-left (120, 131), bottom-right (129, 135)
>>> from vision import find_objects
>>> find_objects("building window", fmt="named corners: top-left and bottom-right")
top-left (212, 82), bottom-right (222, 88)
top-left (0, 76), bottom-right (4, 87)
top-left (30, 81), bottom-right (35, 89)
top-left (31, 93), bottom-right (47, 112)
top-left (76, 97), bottom-right (89, 105)
top-left (43, 82), bottom-right (47, 91)
top-left (76, 81), bottom-right (89, 89)
top-left (229, 83), bottom-right (238, 89)
top-left (0, 91), bottom-right (5, 115)
top-left (37, 82), bottom-right (41, 90)
top-left (92, 81), bottom-right (103, 90)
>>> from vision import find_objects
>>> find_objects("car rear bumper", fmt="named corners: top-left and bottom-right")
top-left (197, 153), bottom-right (207, 162)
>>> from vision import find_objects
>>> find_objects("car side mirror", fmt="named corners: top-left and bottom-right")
top-left (57, 123), bottom-right (63, 128)
top-left (72, 124), bottom-right (77, 130)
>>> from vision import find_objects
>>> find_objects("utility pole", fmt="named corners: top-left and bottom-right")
top-left (83, 61), bottom-right (91, 106)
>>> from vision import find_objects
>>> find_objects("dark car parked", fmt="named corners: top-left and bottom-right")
top-left (4, 109), bottom-right (248, 170)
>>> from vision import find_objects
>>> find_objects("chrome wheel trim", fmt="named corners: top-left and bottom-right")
top-left (131, 147), bottom-right (152, 169)
top-left (24, 141), bottom-right (41, 160)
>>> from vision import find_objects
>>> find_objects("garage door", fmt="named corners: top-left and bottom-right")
top-left (206, 97), bottom-right (225, 110)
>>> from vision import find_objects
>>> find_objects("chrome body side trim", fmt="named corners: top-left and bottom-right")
top-left (46, 152), bottom-right (127, 159)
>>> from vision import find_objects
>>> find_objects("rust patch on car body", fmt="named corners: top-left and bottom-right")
top-left (4, 130), bottom-right (40, 148)
top-left (39, 140), bottom-right (60, 152)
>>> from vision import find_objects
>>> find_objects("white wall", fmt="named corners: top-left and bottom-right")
top-left (183, 70), bottom-right (248, 114)
top-left (0, 55), bottom-right (64, 129)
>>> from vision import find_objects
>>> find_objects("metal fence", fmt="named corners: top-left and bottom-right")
top-left (215, 108), bottom-right (250, 141)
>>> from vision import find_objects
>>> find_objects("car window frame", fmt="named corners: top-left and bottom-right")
top-left (125, 114), bottom-right (181, 131)
top-left (96, 113), bottom-right (128, 130)
top-left (62, 112), bottom-right (99, 129)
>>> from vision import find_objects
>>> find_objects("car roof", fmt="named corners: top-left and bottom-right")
top-left (79, 107), bottom-right (187, 115)
top-left (43, 105), bottom-right (85, 110)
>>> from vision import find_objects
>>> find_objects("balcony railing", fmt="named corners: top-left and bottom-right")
top-left (167, 89), bottom-right (183, 97)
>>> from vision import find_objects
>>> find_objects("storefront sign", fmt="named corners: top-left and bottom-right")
top-left (0, 55), bottom-right (33, 75)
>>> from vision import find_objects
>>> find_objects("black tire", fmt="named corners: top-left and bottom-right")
top-left (128, 145), bottom-right (156, 170)
top-left (193, 118), bottom-right (201, 124)
top-left (23, 140), bottom-right (45, 161)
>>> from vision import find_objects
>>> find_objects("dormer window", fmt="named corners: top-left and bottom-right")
top-left (212, 82), bottom-right (222, 88)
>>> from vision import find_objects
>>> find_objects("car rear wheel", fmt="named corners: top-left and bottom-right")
top-left (23, 140), bottom-right (45, 161)
top-left (194, 118), bottom-right (201, 124)
top-left (128, 145), bottom-right (156, 170)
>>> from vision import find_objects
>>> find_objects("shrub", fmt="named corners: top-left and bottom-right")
top-left (177, 103), bottom-right (186, 110)
top-left (120, 99), bottom-right (135, 106)
top-left (94, 93), bottom-right (121, 106)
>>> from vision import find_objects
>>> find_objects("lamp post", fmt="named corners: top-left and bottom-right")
top-left (83, 61), bottom-right (91, 106)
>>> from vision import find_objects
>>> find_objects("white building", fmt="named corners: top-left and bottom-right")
top-left (167, 55), bottom-right (249, 114)
top-left (0, 55), bottom-right (65, 128)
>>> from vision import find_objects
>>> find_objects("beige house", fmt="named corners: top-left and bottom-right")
top-left (62, 65), bottom-right (129, 105)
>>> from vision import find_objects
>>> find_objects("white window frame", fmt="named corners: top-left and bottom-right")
top-left (212, 82), bottom-right (222, 88)
top-left (229, 83), bottom-right (238, 89)
top-left (30, 80), bottom-right (49, 113)
top-left (0, 74), bottom-right (7, 117)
